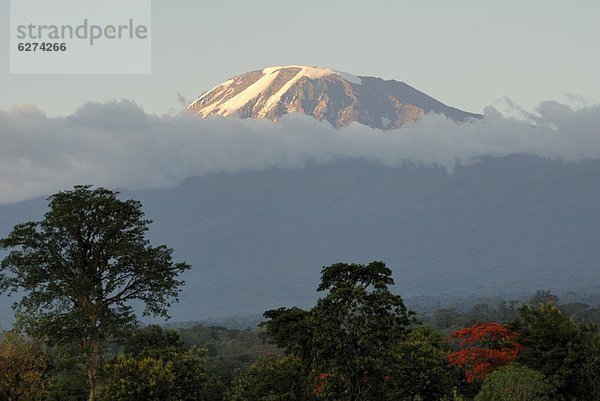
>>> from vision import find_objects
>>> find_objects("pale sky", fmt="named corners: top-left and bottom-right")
top-left (1, 0), bottom-right (599, 116)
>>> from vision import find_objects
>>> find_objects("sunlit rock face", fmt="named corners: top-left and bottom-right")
top-left (187, 66), bottom-right (481, 129)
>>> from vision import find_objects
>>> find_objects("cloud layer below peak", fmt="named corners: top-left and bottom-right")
top-left (1, 98), bottom-right (599, 204)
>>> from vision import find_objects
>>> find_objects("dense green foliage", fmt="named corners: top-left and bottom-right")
top-left (43, 344), bottom-right (88, 401)
top-left (101, 355), bottom-right (175, 401)
top-left (0, 331), bottom-right (48, 401)
top-left (388, 326), bottom-right (461, 400)
top-left (474, 364), bottom-right (551, 401)
top-left (0, 186), bottom-right (189, 401)
top-left (3, 288), bottom-right (600, 400)
top-left (514, 303), bottom-right (600, 400)
top-left (225, 355), bottom-right (309, 401)
top-left (262, 262), bottom-right (416, 401)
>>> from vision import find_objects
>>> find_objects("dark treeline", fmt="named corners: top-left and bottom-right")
top-left (420, 289), bottom-right (600, 333)
top-left (2, 187), bottom-right (600, 401)
top-left (4, 274), bottom-right (600, 400)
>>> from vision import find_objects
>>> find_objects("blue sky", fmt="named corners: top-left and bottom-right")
top-left (1, 0), bottom-right (599, 115)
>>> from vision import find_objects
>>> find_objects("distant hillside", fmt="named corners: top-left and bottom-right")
top-left (1, 156), bottom-right (599, 323)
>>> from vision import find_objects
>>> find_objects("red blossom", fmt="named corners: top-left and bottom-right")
top-left (313, 373), bottom-right (329, 396)
top-left (448, 322), bottom-right (523, 382)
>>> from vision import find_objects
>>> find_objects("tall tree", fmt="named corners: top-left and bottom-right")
top-left (310, 261), bottom-right (414, 400)
top-left (263, 261), bottom-right (414, 401)
top-left (0, 185), bottom-right (190, 401)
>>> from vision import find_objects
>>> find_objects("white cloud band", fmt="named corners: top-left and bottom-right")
top-left (1, 98), bottom-right (599, 204)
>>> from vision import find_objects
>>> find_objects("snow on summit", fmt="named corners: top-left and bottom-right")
top-left (187, 66), bottom-right (481, 129)
top-left (187, 66), bottom-right (361, 117)
top-left (263, 65), bottom-right (360, 81)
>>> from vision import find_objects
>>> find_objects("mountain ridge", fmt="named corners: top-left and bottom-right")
top-left (2, 156), bottom-right (599, 322)
top-left (187, 66), bottom-right (481, 129)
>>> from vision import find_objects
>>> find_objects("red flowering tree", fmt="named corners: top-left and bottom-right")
top-left (448, 322), bottom-right (522, 382)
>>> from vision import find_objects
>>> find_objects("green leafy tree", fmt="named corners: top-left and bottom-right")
top-left (261, 307), bottom-right (312, 362)
top-left (515, 302), bottom-right (600, 400)
top-left (121, 325), bottom-right (208, 401)
top-left (311, 261), bottom-right (414, 400)
top-left (0, 330), bottom-right (48, 401)
top-left (225, 355), bottom-right (310, 401)
top-left (474, 364), bottom-right (551, 401)
top-left (100, 355), bottom-right (175, 401)
top-left (0, 186), bottom-right (190, 401)
top-left (169, 348), bottom-right (208, 401)
top-left (263, 261), bottom-right (414, 401)
top-left (388, 326), bottom-right (461, 400)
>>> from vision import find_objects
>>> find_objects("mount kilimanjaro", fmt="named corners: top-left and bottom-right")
top-left (186, 66), bottom-right (481, 129)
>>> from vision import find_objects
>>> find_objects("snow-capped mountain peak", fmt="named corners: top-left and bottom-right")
top-left (187, 65), bottom-right (480, 129)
